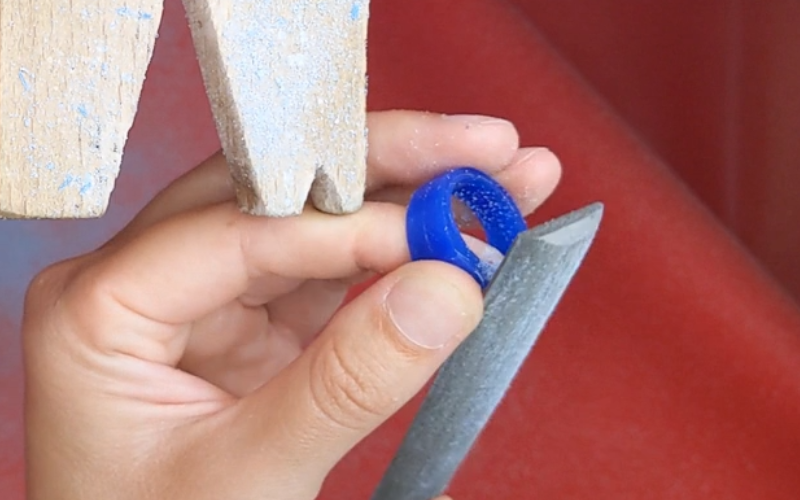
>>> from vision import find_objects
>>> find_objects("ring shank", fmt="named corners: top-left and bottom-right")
top-left (406, 167), bottom-right (527, 287)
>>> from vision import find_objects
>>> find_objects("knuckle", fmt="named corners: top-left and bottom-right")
top-left (22, 256), bottom-right (97, 350)
top-left (24, 258), bottom-right (80, 312)
top-left (352, 202), bottom-right (407, 274)
top-left (61, 261), bottom-right (110, 312)
top-left (308, 336), bottom-right (387, 431)
top-left (28, 256), bottom-right (113, 342)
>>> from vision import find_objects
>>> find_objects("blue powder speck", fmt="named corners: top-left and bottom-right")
top-left (59, 174), bottom-right (74, 190)
top-left (76, 104), bottom-right (88, 118)
top-left (350, 3), bottom-right (360, 20)
top-left (116, 7), bottom-right (152, 20)
top-left (18, 69), bottom-right (31, 92)
top-left (79, 177), bottom-right (94, 195)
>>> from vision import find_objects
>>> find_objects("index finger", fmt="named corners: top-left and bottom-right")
top-left (66, 200), bottom-right (409, 362)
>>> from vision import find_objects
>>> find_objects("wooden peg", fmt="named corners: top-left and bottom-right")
top-left (0, 0), bottom-right (163, 218)
top-left (183, 0), bottom-right (369, 217)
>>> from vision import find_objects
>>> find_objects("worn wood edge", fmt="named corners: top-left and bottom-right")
top-left (183, 0), bottom-right (369, 217)
top-left (0, 1), bottom-right (163, 219)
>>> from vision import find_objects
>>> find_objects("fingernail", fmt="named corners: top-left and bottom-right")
top-left (463, 234), bottom-right (504, 278)
top-left (386, 274), bottom-right (471, 349)
top-left (442, 114), bottom-right (512, 128)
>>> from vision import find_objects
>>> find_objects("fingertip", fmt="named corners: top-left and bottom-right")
top-left (439, 113), bottom-right (520, 158)
top-left (366, 110), bottom-right (520, 192)
top-left (498, 146), bottom-right (563, 215)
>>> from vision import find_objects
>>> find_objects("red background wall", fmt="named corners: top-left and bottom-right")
top-left (520, 0), bottom-right (800, 299)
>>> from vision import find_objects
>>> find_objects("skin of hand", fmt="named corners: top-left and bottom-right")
top-left (22, 110), bottom-right (561, 500)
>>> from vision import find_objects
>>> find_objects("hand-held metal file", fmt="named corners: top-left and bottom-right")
top-left (371, 167), bottom-right (603, 500)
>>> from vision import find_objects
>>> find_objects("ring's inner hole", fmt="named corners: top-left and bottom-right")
top-left (451, 196), bottom-right (484, 237)
top-left (451, 195), bottom-right (504, 274)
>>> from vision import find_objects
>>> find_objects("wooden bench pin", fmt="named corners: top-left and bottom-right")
top-left (0, 0), bottom-right (163, 218)
top-left (182, 0), bottom-right (370, 217)
top-left (1, 0), bottom-right (369, 219)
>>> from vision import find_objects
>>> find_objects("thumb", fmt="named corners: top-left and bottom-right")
top-left (240, 260), bottom-right (483, 481)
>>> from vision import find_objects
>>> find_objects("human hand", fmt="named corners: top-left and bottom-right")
top-left (23, 110), bottom-right (561, 499)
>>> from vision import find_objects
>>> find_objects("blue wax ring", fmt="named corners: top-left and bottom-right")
top-left (406, 167), bottom-right (528, 288)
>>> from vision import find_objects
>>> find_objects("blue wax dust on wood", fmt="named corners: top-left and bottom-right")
top-left (18, 69), bottom-right (32, 92)
top-left (116, 7), bottom-right (153, 20)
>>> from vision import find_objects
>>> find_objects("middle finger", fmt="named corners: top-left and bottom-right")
top-left (115, 110), bottom-right (521, 241)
